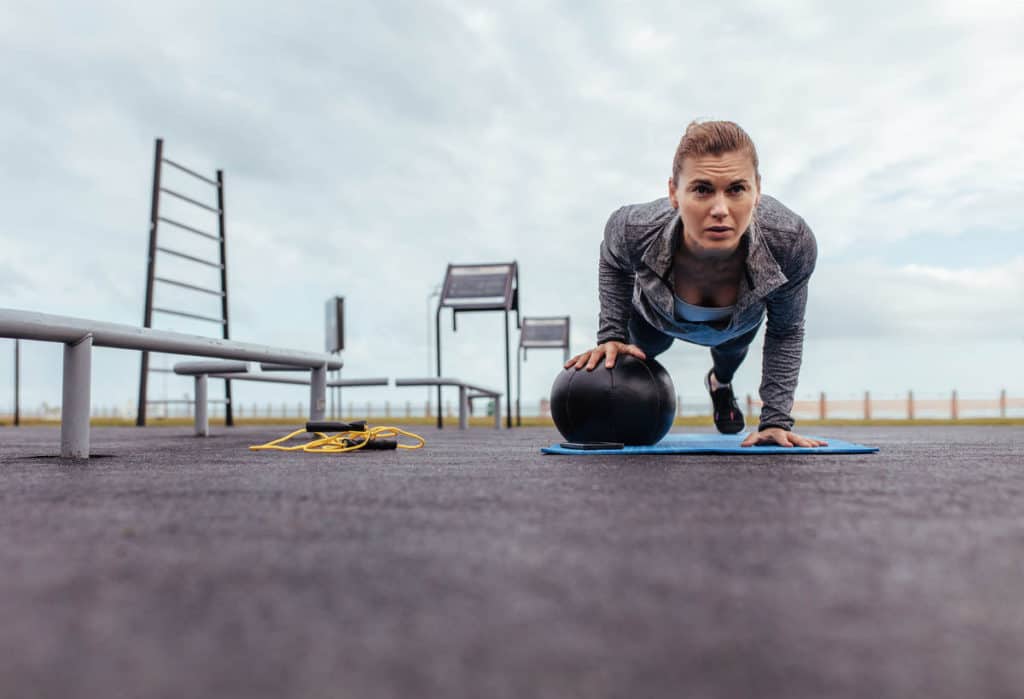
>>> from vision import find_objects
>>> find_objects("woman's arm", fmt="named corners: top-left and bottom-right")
top-left (597, 206), bottom-right (636, 344)
top-left (565, 207), bottom-right (648, 370)
top-left (757, 220), bottom-right (818, 432)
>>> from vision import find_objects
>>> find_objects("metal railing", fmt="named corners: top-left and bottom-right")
top-left (395, 377), bottom-right (503, 429)
top-left (0, 308), bottom-right (341, 458)
top-left (172, 360), bottom-right (387, 436)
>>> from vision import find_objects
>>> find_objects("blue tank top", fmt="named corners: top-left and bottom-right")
top-left (673, 295), bottom-right (734, 323)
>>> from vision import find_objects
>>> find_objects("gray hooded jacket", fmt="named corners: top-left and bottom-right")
top-left (597, 194), bottom-right (817, 431)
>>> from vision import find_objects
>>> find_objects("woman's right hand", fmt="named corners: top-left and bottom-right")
top-left (564, 341), bottom-right (647, 371)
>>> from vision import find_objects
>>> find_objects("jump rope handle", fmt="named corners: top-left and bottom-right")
top-left (304, 421), bottom-right (397, 449)
top-left (305, 420), bottom-right (368, 433)
top-left (357, 438), bottom-right (398, 450)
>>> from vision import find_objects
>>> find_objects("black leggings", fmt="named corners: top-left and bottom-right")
top-left (627, 313), bottom-right (760, 385)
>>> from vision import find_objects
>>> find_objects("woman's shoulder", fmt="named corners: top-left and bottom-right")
top-left (613, 197), bottom-right (676, 230)
top-left (756, 195), bottom-right (815, 249)
top-left (755, 194), bottom-right (817, 276)
top-left (755, 194), bottom-right (808, 235)
top-left (602, 198), bottom-right (676, 266)
top-left (603, 197), bottom-right (675, 253)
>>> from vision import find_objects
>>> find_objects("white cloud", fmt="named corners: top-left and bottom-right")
top-left (902, 261), bottom-right (1024, 291)
top-left (808, 257), bottom-right (1024, 340)
top-left (2, 0), bottom-right (1023, 413)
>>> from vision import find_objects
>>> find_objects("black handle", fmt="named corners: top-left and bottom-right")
top-left (345, 436), bottom-right (398, 450)
top-left (306, 420), bottom-right (367, 433)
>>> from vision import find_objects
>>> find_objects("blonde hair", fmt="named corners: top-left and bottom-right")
top-left (671, 120), bottom-right (760, 185)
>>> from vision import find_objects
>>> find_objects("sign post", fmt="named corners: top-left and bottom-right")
top-left (435, 262), bottom-right (519, 429)
top-left (13, 340), bottom-right (20, 427)
top-left (325, 296), bottom-right (344, 417)
top-left (517, 316), bottom-right (570, 426)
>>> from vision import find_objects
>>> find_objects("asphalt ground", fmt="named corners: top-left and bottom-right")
top-left (1, 423), bottom-right (1022, 699)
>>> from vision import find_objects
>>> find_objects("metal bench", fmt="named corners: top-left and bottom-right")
top-left (0, 308), bottom-right (341, 458)
top-left (394, 378), bottom-right (502, 429)
top-left (173, 360), bottom-right (388, 436)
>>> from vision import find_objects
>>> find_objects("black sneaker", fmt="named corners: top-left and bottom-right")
top-left (705, 369), bottom-right (745, 434)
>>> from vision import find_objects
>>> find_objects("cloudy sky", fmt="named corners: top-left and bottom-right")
top-left (2, 0), bottom-right (1022, 417)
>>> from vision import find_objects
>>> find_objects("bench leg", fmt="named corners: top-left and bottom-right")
top-left (194, 375), bottom-right (209, 437)
top-left (61, 334), bottom-right (92, 459)
top-left (494, 396), bottom-right (501, 429)
top-left (310, 364), bottom-right (327, 421)
top-left (459, 386), bottom-right (468, 430)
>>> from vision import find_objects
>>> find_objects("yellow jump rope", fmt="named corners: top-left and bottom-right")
top-left (250, 420), bottom-right (425, 454)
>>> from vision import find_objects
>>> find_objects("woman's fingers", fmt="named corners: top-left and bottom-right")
top-left (570, 348), bottom-right (603, 370)
top-left (784, 431), bottom-right (827, 448)
top-left (740, 428), bottom-right (791, 447)
top-left (573, 351), bottom-right (593, 370)
top-left (741, 429), bottom-right (830, 448)
top-left (625, 344), bottom-right (647, 360)
top-left (569, 347), bottom-right (601, 370)
top-left (585, 345), bottom-right (606, 372)
top-left (595, 344), bottom-right (615, 370)
top-left (792, 434), bottom-right (829, 448)
top-left (564, 342), bottom-right (647, 371)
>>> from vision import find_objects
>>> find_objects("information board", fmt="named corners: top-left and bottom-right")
top-left (440, 264), bottom-right (516, 310)
top-left (520, 317), bottom-right (570, 348)
top-left (324, 296), bottom-right (344, 353)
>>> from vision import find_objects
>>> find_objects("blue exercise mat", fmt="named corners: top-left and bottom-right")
top-left (541, 433), bottom-right (878, 455)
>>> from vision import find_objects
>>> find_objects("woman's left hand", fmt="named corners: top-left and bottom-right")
top-left (741, 428), bottom-right (828, 448)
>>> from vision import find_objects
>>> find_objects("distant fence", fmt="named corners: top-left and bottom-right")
top-left (755, 390), bottom-right (1023, 421)
top-left (544, 390), bottom-right (1021, 421)
top-left (3, 390), bottom-right (1022, 422)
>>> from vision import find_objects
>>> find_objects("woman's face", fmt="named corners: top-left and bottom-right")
top-left (668, 150), bottom-right (760, 259)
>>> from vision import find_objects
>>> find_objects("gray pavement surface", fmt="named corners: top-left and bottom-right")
top-left (0, 423), bottom-right (1022, 699)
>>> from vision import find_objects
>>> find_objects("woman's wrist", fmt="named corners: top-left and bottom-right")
top-left (757, 422), bottom-right (793, 432)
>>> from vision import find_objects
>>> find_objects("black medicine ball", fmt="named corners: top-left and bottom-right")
top-left (550, 355), bottom-right (676, 446)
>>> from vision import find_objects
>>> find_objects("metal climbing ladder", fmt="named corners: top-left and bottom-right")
top-left (136, 138), bottom-right (234, 426)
